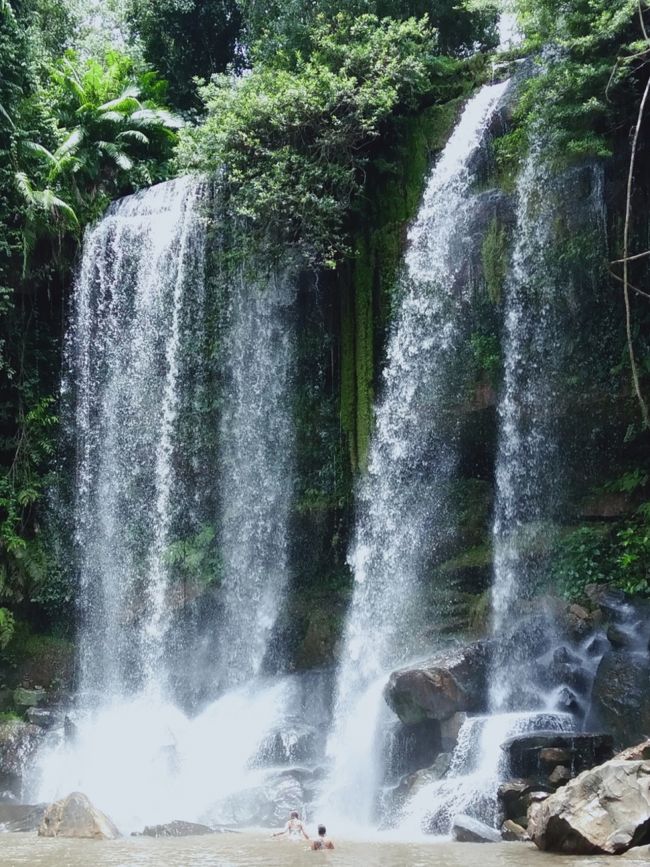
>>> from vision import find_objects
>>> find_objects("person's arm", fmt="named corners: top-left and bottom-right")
top-left (301, 823), bottom-right (310, 840)
top-left (272, 822), bottom-right (289, 837)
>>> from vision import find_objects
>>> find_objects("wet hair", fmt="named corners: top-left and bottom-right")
top-left (290, 811), bottom-right (299, 819)
top-left (318, 825), bottom-right (326, 836)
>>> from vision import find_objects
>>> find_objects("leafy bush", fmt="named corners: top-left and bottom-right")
top-left (177, 12), bottom-right (449, 265)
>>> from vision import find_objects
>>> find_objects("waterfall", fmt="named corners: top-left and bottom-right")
top-left (215, 264), bottom-right (296, 689)
top-left (490, 148), bottom-right (606, 712)
top-left (319, 80), bottom-right (510, 832)
top-left (68, 175), bottom-right (209, 699)
top-left (29, 178), bottom-right (302, 832)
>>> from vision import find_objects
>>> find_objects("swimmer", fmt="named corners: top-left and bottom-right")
top-left (310, 824), bottom-right (335, 850)
top-left (272, 810), bottom-right (310, 841)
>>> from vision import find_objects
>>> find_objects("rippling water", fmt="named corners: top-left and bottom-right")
top-left (0, 833), bottom-right (637, 867)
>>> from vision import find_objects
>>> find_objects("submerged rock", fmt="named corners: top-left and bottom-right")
top-left (38, 791), bottom-right (120, 839)
top-left (529, 759), bottom-right (650, 854)
top-left (0, 802), bottom-right (46, 832)
top-left (384, 641), bottom-right (492, 724)
top-left (142, 820), bottom-right (214, 837)
top-left (451, 814), bottom-right (501, 843)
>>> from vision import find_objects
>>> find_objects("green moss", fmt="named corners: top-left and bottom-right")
top-left (440, 544), bottom-right (493, 572)
top-left (340, 89), bottom-right (474, 475)
top-left (481, 217), bottom-right (509, 305)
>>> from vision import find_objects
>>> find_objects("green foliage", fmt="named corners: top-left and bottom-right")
top-left (239, 0), bottom-right (497, 59)
top-left (469, 332), bottom-right (501, 381)
top-left (177, 13), bottom-right (444, 266)
top-left (18, 49), bottom-right (182, 242)
top-left (512, 0), bottom-right (645, 163)
top-left (551, 508), bottom-right (650, 600)
top-left (0, 608), bottom-right (15, 649)
top-left (480, 217), bottom-right (508, 304)
top-left (126, 0), bottom-right (242, 108)
top-left (164, 525), bottom-right (223, 587)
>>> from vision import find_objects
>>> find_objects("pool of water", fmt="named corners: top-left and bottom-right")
top-left (0, 833), bottom-right (643, 867)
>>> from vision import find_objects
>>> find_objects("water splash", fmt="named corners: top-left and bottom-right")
top-left (398, 711), bottom-right (574, 837)
top-left (319, 80), bottom-right (510, 830)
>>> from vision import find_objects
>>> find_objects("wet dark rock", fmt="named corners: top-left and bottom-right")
top-left (384, 641), bottom-right (492, 724)
top-left (539, 747), bottom-right (571, 765)
top-left (0, 802), bottom-right (46, 832)
top-left (584, 634), bottom-right (610, 658)
top-left (38, 792), bottom-right (120, 839)
top-left (452, 814), bottom-right (501, 843)
top-left (384, 719), bottom-right (441, 780)
top-left (142, 820), bottom-right (214, 837)
top-left (0, 721), bottom-right (45, 794)
top-left (502, 731), bottom-right (613, 780)
top-left (257, 721), bottom-right (318, 765)
top-left (440, 712), bottom-right (466, 751)
top-left (588, 649), bottom-right (650, 748)
top-left (529, 759), bottom-right (650, 854)
top-left (555, 687), bottom-right (581, 715)
top-left (26, 707), bottom-right (62, 729)
top-left (548, 765), bottom-right (571, 786)
top-left (607, 622), bottom-right (638, 649)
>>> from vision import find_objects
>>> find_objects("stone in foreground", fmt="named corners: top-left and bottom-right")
top-left (38, 791), bottom-right (119, 839)
top-left (452, 814), bottom-right (501, 843)
top-left (529, 759), bottom-right (650, 854)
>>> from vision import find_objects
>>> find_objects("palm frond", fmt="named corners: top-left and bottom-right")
top-left (98, 85), bottom-right (141, 113)
top-left (14, 171), bottom-right (37, 206)
top-left (54, 127), bottom-right (84, 158)
top-left (117, 129), bottom-right (150, 145)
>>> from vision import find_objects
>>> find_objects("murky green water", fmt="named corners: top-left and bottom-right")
top-left (0, 833), bottom-right (646, 867)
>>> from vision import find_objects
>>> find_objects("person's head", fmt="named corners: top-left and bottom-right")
top-left (290, 811), bottom-right (299, 820)
top-left (318, 825), bottom-right (327, 837)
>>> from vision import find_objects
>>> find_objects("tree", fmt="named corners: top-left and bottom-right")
top-left (127, 0), bottom-right (243, 108)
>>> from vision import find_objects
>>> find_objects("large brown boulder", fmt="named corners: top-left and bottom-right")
top-left (38, 792), bottom-right (120, 839)
top-left (384, 641), bottom-right (492, 724)
top-left (529, 759), bottom-right (650, 854)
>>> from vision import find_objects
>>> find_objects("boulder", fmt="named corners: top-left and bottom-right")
top-left (451, 814), bottom-right (501, 843)
top-left (617, 739), bottom-right (650, 761)
top-left (539, 747), bottom-right (571, 765)
top-left (384, 641), bottom-right (492, 724)
top-left (502, 731), bottom-right (613, 780)
top-left (529, 759), bottom-right (650, 854)
top-left (501, 819), bottom-right (529, 842)
top-left (0, 802), bottom-right (46, 832)
top-left (26, 707), bottom-right (62, 729)
top-left (588, 649), bottom-right (650, 747)
top-left (548, 765), bottom-right (571, 786)
top-left (384, 720), bottom-right (441, 779)
top-left (142, 820), bottom-right (214, 837)
top-left (0, 720), bottom-right (45, 794)
top-left (38, 792), bottom-right (120, 839)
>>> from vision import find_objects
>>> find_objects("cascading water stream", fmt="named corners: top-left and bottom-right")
top-left (28, 178), bottom-right (301, 832)
top-left (69, 175), bottom-right (209, 699)
top-left (318, 80), bottom-right (511, 833)
top-left (490, 147), bottom-right (606, 712)
top-left (216, 264), bottom-right (296, 689)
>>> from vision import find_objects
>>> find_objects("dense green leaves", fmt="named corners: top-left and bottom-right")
top-left (127, 0), bottom-right (243, 108)
top-left (177, 13), bottom-right (448, 265)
